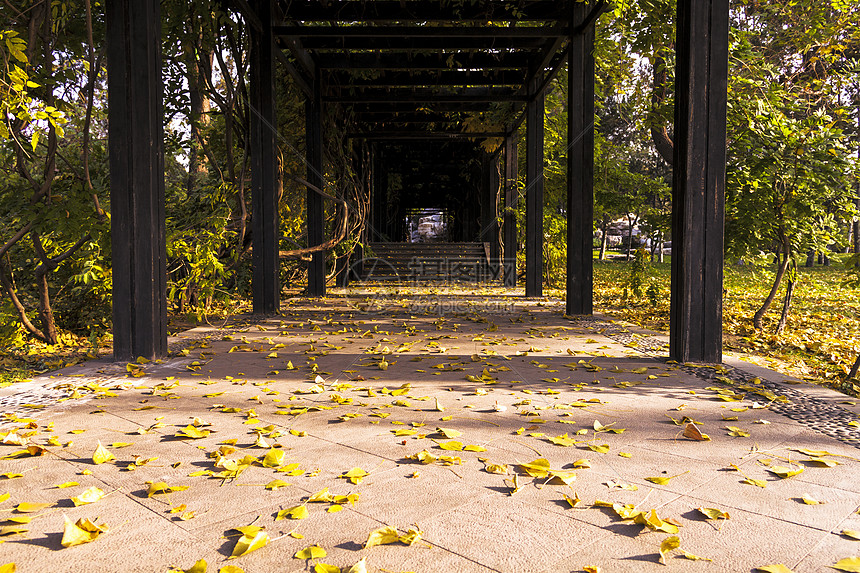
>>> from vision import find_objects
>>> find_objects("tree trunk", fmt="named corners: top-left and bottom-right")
top-left (775, 260), bottom-right (796, 335)
top-left (598, 219), bottom-right (608, 260)
top-left (754, 247), bottom-right (791, 330)
top-left (625, 214), bottom-right (638, 261)
top-left (34, 265), bottom-right (59, 345)
top-left (805, 250), bottom-right (814, 267)
top-left (650, 53), bottom-right (674, 165)
top-left (849, 354), bottom-right (860, 379)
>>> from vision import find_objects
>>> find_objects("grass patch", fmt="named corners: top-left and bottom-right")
top-left (580, 257), bottom-right (860, 397)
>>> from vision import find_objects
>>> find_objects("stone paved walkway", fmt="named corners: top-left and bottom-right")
top-left (1, 286), bottom-right (859, 573)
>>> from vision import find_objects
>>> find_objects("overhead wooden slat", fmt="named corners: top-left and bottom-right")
top-left (278, 0), bottom-right (574, 22)
top-left (275, 25), bottom-right (567, 38)
top-left (326, 69), bottom-right (527, 87)
top-left (323, 87), bottom-right (525, 104)
top-left (294, 36), bottom-right (550, 51)
top-left (316, 52), bottom-right (533, 70)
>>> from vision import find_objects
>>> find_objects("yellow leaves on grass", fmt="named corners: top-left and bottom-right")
top-left (61, 515), bottom-right (108, 547)
top-left (365, 525), bottom-right (424, 548)
top-left (92, 441), bottom-right (115, 464)
top-left (230, 526), bottom-right (269, 558)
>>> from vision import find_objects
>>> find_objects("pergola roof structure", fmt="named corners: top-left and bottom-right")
top-left (105, 0), bottom-right (730, 368)
top-left (268, 0), bottom-right (606, 140)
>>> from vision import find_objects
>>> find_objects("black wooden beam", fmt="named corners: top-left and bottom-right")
top-left (566, 2), bottom-right (595, 316)
top-left (347, 131), bottom-right (507, 140)
top-left (279, 0), bottom-right (574, 21)
top-left (294, 36), bottom-right (549, 51)
top-left (275, 25), bottom-right (567, 38)
top-left (249, 0), bottom-right (280, 314)
top-left (106, 0), bottom-right (167, 361)
top-left (327, 69), bottom-right (527, 87)
top-left (348, 101), bottom-right (512, 113)
top-left (669, 0), bottom-right (729, 363)
top-left (324, 87), bottom-right (525, 104)
top-left (525, 75), bottom-right (544, 298)
top-left (306, 73), bottom-right (326, 296)
top-left (351, 112), bottom-right (460, 124)
top-left (317, 52), bottom-right (531, 70)
top-left (503, 130), bottom-right (518, 287)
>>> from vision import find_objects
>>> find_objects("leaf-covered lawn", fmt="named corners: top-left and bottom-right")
top-left (583, 260), bottom-right (860, 397)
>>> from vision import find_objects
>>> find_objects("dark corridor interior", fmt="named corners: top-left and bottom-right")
top-left (369, 140), bottom-right (487, 243)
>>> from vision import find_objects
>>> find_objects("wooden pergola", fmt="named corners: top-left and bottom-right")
top-left (105, 0), bottom-right (728, 364)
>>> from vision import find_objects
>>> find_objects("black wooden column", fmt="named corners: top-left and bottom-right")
top-left (306, 74), bottom-right (325, 296)
top-left (525, 76), bottom-right (545, 297)
top-left (669, 0), bottom-right (729, 363)
top-left (479, 151), bottom-right (499, 276)
top-left (566, 5), bottom-right (595, 316)
top-left (106, 0), bottom-right (167, 361)
top-left (503, 131), bottom-right (518, 287)
top-left (249, 0), bottom-right (280, 313)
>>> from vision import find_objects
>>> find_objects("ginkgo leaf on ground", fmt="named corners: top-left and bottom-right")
top-left (261, 449), bottom-right (285, 468)
top-left (92, 441), bottom-right (115, 464)
top-left (698, 507), bottom-right (730, 520)
top-left (175, 559), bottom-right (207, 573)
top-left (61, 515), bottom-right (108, 547)
top-left (71, 487), bottom-right (105, 506)
top-left (683, 423), bottom-right (710, 441)
top-left (219, 566), bottom-right (245, 573)
top-left (265, 479), bottom-right (291, 491)
top-left (15, 502), bottom-right (51, 513)
top-left (659, 535), bottom-right (680, 564)
top-left (645, 471), bottom-right (688, 485)
top-left (842, 529), bottom-right (860, 540)
top-left (439, 441), bottom-right (463, 451)
top-left (436, 428), bottom-right (461, 439)
top-left (768, 465), bottom-right (804, 479)
top-left (314, 564), bottom-right (341, 573)
top-left (0, 564), bottom-right (15, 573)
top-left (147, 482), bottom-right (190, 497)
top-left (754, 565), bottom-right (793, 573)
top-left (518, 458), bottom-right (550, 478)
top-left (799, 494), bottom-right (825, 505)
top-left (276, 505), bottom-right (309, 520)
top-left (563, 492), bottom-right (582, 508)
top-left (346, 558), bottom-right (367, 573)
top-left (230, 529), bottom-right (269, 558)
top-left (294, 545), bottom-right (327, 559)
top-left (176, 426), bottom-right (211, 439)
top-left (341, 467), bottom-right (368, 484)
top-left (681, 551), bottom-right (713, 561)
top-left (831, 557), bottom-right (860, 572)
top-left (365, 525), bottom-right (400, 548)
